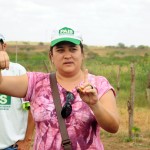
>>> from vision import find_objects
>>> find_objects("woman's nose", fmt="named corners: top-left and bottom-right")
top-left (64, 50), bottom-right (71, 58)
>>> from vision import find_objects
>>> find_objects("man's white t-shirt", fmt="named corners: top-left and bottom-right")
top-left (0, 62), bottom-right (28, 149)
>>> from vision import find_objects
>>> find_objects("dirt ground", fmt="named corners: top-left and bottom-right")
top-left (102, 132), bottom-right (150, 150)
top-left (101, 107), bottom-right (150, 150)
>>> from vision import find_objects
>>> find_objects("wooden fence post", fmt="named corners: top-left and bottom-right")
top-left (116, 65), bottom-right (121, 93)
top-left (127, 63), bottom-right (135, 138)
top-left (146, 72), bottom-right (150, 103)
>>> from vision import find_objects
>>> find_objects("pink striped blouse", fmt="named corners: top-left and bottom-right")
top-left (25, 72), bottom-right (115, 150)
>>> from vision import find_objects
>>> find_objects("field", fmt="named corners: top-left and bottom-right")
top-left (7, 42), bottom-right (150, 149)
top-left (102, 107), bottom-right (150, 150)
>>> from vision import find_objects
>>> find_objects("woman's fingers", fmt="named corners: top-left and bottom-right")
top-left (0, 51), bottom-right (9, 69)
top-left (77, 69), bottom-right (94, 93)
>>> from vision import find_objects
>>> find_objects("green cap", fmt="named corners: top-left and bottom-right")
top-left (50, 27), bottom-right (83, 47)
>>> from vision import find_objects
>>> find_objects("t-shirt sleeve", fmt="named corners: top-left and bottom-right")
top-left (17, 64), bottom-right (26, 75)
top-left (13, 63), bottom-right (26, 75)
top-left (95, 76), bottom-right (116, 99)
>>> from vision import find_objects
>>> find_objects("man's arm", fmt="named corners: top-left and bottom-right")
top-left (17, 109), bottom-right (35, 150)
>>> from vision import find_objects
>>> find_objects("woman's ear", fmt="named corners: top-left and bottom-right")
top-left (2, 43), bottom-right (7, 50)
top-left (49, 51), bottom-right (54, 63)
top-left (51, 58), bottom-right (54, 64)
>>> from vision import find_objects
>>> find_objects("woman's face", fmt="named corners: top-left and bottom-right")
top-left (50, 42), bottom-right (84, 75)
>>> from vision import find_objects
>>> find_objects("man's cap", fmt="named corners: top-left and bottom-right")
top-left (0, 33), bottom-right (5, 42)
top-left (50, 26), bottom-right (83, 47)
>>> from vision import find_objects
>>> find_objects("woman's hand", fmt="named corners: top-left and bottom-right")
top-left (77, 69), bottom-right (119, 133)
top-left (77, 69), bottom-right (98, 106)
top-left (0, 51), bottom-right (9, 70)
top-left (0, 51), bottom-right (9, 82)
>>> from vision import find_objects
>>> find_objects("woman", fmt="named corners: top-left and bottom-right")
top-left (0, 26), bottom-right (119, 150)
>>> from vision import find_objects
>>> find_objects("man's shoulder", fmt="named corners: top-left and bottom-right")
top-left (10, 62), bottom-right (26, 70)
top-left (9, 62), bottom-right (26, 75)
top-left (10, 62), bottom-right (24, 67)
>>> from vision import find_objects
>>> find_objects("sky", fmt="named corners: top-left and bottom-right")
top-left (0, 0), bottom-right (150, 46)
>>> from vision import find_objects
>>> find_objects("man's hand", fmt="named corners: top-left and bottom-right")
top-left (17, 139), bottom-right (32, 150)
top-left (17, 110), bottom-right (35, 150)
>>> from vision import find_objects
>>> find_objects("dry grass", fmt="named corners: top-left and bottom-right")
top-left (101, 107), bottom-right (150, 150)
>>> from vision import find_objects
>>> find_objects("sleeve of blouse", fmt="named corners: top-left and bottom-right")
top-left (95, 76), bottom-right (116, 100)
top-left (24, 72), bottom-right (35, 102)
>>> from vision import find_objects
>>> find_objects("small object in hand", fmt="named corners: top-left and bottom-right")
top-left (89, 84), bottom-right (94, 89)
top-left (77, 87), bottom-right (84, 93)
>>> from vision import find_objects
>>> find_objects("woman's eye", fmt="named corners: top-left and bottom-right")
top-left (56, 49), bottom-right (64, 53)
top-left (70, 47), bottom-right (77, 52)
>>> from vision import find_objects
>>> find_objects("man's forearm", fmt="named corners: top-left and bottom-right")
top-left (17, 109), bottom-right (35, 150)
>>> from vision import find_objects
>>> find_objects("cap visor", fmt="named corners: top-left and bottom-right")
top-left (51, 38), bottom-right (80, 47)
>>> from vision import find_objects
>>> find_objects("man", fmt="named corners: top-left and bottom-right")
top-left (0, 34), bottom-right (35, 150)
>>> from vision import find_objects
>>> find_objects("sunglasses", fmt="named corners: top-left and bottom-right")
top-left (61, 91), bottom-right (75, 118)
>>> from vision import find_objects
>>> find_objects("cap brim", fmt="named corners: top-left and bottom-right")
top-left (51, 38), bottom-right (80, 47)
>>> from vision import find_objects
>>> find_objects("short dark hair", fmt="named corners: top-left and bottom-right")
top-left (0, 39), bottom-right (4, 44)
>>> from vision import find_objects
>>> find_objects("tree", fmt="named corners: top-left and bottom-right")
top-left (117, 42), bottom-right (126, 48)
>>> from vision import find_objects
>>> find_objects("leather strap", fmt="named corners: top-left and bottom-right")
top-left (50, 73), bottom-right (72, 150)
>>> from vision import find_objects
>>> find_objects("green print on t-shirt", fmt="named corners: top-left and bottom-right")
top-left (0, 94), bottom-right (11, 105)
